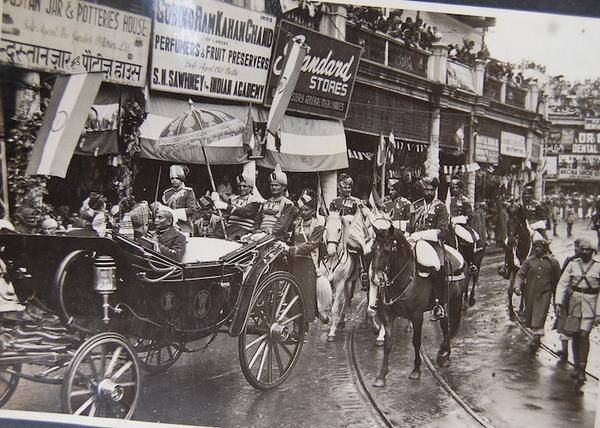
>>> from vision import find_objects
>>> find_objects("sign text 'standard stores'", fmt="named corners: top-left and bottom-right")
top-left (155, 0), bottom-right (273, 47)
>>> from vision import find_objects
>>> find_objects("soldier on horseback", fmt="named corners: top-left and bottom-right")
top-left (410, 177), bottom-right (451, 320)
top-left (382, 179), bottom-right (414, 234)
top-left (448, 176), bottom-right (482, 274)
top-left (329, 173), bottom-right (370, 290)
top-left (519, 183), bottom-right (549, 241)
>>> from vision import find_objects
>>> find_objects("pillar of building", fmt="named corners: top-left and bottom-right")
top-left (428, 43), bottom-right (448, 83)
top-left (527, 82), bottom-right (539, 112)
top-left (466, 113), bottom-right (477, 202)
top-left (427, 106), bottom-right (441, 179)
top-left (474, 59), bottom-right (486, 96)
top-left (500, 77), bottom-right (507, 104)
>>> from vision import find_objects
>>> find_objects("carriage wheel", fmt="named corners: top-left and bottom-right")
top-left (0, 363), bottom-right (20, 407)
top-left (238, 272), bottom-right (306, 390)
top-left (62, 333), bottom-right (140, 419)
top-left (133, 338), bottom-right (184, 374)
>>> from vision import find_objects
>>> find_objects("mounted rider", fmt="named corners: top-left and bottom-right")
top-left (382, 179), bottom-right (414, 234)
top-left (224, 168), bottom-right (263, 241)
top-left (448, 176), bottom-right (482, 272)
top-left (329, 173), bottom-right (370, 289)
top-left (410, 176), bottom-right (452, 320)
top-left (518, 183), bottom-right (548, 241)
top-left (256, 165), bottom-right (296, 240)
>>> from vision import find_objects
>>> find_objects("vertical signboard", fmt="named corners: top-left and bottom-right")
top-left (0, 0), bottom-right (152, 86)
top-left (151, 0), bottom-right (276, 102)
top-left (264, 20), bottom-right (361, 120)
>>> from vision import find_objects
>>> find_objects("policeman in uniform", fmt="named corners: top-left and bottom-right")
top-left (256, 166), bottom-right (296, 240)
top-left (555, 238), bottom-right (600, 384)
top-left (329, 173), bottom-right (369, 289)
top-left (410, 176), bottom-right (450, 319)
top-left (224, 169), bottom-right (262, 240)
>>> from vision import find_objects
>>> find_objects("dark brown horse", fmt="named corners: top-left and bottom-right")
top-left (370, 224), bottom-right (467, 386)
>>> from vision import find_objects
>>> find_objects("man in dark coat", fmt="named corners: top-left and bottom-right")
top-left (153, 209), bottom-right (186, 262)
top-left (514, 238), bottom-right (561, 352)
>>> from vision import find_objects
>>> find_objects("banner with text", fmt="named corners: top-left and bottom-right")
top-left (151, 0), bottom-right (276, 102)
top-left (558, 154), bottom-right (600, 181)
top-left (0, 0), bottom-right (151, 86)
top-left (475, 134), bottom-right (499, 164)
top-left (500, 131), bottom-right (526, 158)
top-left (573, 132), bottom-right (600, 154)
top-left (264, 21), bottom-right (361, 120)
top-left (544, 156), bottom-right (558, 179)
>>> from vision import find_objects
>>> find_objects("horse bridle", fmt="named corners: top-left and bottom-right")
top-left (323, 225), bottom-right (346, 277)
top-left (373, 238), bottom-right (414, 306)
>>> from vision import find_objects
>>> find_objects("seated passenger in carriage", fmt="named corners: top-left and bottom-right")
top-left (192, 194), bottom-right (225, 239)
top-left (66, 192), bottom-right (107, 237)
top-left (256, 166), bottom-right (296, 240)
top-left (223, 169), bottom-right (262, 241)
top-left (152, 209), bottom-right (186, 262)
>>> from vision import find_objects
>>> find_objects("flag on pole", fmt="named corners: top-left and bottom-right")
top-left (279, 0), bottom-right (301, 12)
top-left (369, 186), bottom-right (382, 217)
top-left (387, 131), bottom-right (396, 164)
top-left (266, 37), bottom-right (307, 137)
top-left (377, 132), bottom-right (386, 167)
top-left (242, 104), bottom-right (255, 150)
top-left (27, 72), bottom-right (104, 178)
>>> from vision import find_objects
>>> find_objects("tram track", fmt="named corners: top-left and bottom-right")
top-left (347, 297), bottom-right (495, 428)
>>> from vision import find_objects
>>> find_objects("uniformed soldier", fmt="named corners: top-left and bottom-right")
top-left (329, 173), bottom-right (369, 289)
top-left (162, 165), bottom-right (197, 236)
top-left (385, 180), bottom-right (414, 234)
top-left (256, 166), bottom-right (296, 240)
top-left (555, 238), bottom-right (600, 384)
top-left (521, 184), bottom-right (548, 240)
top-left (449, 177), bottom-right (482, 270)
top-left (410, 176), bottom-right (450, 319)
top-left (329, 173), bottom-right (361, 217)
top-left (225, 169), bottom-right (262, 240)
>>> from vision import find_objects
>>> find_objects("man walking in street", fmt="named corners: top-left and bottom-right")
top-left (514, 238), bottom-right (561, 352)
top-left (555, 238), bottom-right (600, 385)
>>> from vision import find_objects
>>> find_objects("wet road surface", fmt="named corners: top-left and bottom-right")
top-left (3, 219), bottom-right (599, 426)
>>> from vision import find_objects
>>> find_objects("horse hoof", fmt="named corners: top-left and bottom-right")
top-left (373, 378), bottom-right (386, 387)
top-left (468, 297), bottom-right (476, 307)
top-left (326, 335), bottom-right (336, 342)
top-left (375, 339), bottom-right (384, 347)
top-left (437, 352), bottom-right (450, 367)
top-left (408, 370), bottom-right (421, 380)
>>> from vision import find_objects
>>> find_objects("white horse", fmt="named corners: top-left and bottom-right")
top-left (321, 212), bottom-right (357, 342)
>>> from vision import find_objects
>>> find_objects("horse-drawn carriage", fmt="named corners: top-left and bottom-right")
top-left (0, 232), bottom-right (306, 419)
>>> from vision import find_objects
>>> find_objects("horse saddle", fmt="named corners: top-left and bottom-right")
top-left (414, 240), bottom-right (464, 278)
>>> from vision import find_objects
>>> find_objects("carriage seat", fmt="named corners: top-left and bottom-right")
top-left (182, 237), bottom-right (242, 264)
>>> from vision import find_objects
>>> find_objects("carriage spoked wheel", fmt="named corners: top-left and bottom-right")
top-left (238, 272), bottom-right (306, 390)
top-left (61, 333), bottom-right (140, 419)
top-left (0, 363), bottom-right (21, 407)
top-left (133, 337), bottom-right (185, 374)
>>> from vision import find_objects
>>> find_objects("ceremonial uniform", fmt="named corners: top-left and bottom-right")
top-left (226, 193), bottom-right (261, 240)
top-left (193, 215), bottom-right (224, 239)
top-left (162, 186), bottom-right (197, 235)
top-left (383, 196), bottom-right (413, 232)
top-left (522, 199), bottom-right (548, 240)
top-left (330, 196), bottom-right (360, 217)
top-left (257, 197), bottom-right (296, 239)
top-left (449, 194), bottom-right (480, 247)
top-left (413, 199), bottom-right (450, 240)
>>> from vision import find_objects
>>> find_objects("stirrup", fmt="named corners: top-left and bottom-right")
top-left (469, 264), bottom-right (479, 274)
top-left (432, 302), bottom-right (445, 320)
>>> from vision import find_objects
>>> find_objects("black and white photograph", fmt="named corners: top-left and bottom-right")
top-left (0, 0), bottom-right (600, 426)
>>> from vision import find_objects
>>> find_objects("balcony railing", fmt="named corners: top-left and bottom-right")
top-left (447, 60), bottom-right (475, 93)
top-left (346, 23), bottom-right (429, 78)
top-left (483, 76), bottom-right (502, 102)
top-left (506, 84), bottom-right (526, 109)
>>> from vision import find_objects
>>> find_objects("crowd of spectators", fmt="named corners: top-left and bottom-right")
top-left (548, 77), bottom-right (600, 118)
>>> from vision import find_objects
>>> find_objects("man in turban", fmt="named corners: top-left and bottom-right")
top-left (555, 238), bottom-right (600, 384)
top-left (448, 176), bottom-right (482, 272)
top-left (410, 176), bottom-right (450, 320)
top-left (256, 165), bottom-right (296, 239)
top-left (224, 168), bottom-right (262, 240)
top-left (162, 165), bottom-right (197, 236)
top-left (329, 173), bottom-right (361, 218)
top-left (153, 208), bottom-right (187, 261)
top-left (193, 194), bottom-right (224, 238)
top-left (514, 238), bottom-right (561, 352)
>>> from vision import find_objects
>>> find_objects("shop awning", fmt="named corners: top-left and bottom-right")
top-left (140, 93), bottom-right (348, 171)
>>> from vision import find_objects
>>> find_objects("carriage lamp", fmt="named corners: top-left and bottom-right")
top-left (94, 255), bottom-right (117, 324)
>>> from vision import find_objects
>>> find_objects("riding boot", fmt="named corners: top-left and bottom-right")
top-left (359, 255), bottom-right (369, 291)
top-left (431, 269), bottom-right (447, 321)
top-left (577, 335), bottom-right (590, 384)
top-left (571, 336), bottom-right (580, 379)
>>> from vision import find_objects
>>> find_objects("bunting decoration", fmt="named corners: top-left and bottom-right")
top-left (347, 149), bottom-right (374, 161)
top-left (442, 163), bottom-right (481, 175)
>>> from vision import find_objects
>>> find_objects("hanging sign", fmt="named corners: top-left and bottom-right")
top-left (584, 118), bottom-right (600, 130)
top-left (558, 154), bottom-right (600, 181)
top-left (475, 134), bottom-right (499, 164)
top-left (151, 0), bottom-right (276, 102)
top-left (500, 131), bottom-right (526, 158)
top-left (264, 21), bottom-right (361, 120)
top-left (0, 0), bottom-right (151, 86)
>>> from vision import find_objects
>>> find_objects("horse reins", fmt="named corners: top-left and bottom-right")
top-left (379, 256), bottom-right (414, 306)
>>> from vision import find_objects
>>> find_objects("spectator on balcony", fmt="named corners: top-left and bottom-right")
top-left (448, 44), bottom-right (459, 59)
top-left (384, 11), bottom-right (403, 36)
top-left (458, 39), bottom-right (476, 66)
top-left (401, 17), bottom-right (418, 47)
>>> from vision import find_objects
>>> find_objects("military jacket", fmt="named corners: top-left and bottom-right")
top-left (383, 196), bottom-right (413, 221)
top-left (449, 195), bottom-right (473, 217)
top-left (522, 200), bottom-right (547, 224)
top-left (556, 258), bottom-right (600, 318)
top-left (330, 196), bottom-right (360, 217)
top-left (257, 196), bottom-right (296, 239)
top-left (412, 199), bottom-right (449, 240)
